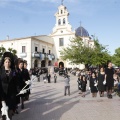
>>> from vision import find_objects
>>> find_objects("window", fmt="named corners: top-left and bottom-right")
top-left (59, 38), bottom-right (64, 46)
top-left (42, 48), bottom-right (45, 53)
top-left (63, 18), bottom-right (65, 24)
top-left (22, 46), bottom-right (26, 53)
top-left (35, 47), bottom-right (38, 52)
top-left (58, 19), bottom-right (61, 25)
top-left (49, 50), bottom-right (51, 54)
top-left (61, 10), bottom-right (63, 14)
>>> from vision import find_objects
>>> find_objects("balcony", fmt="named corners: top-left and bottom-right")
top-left (32, 52), bottom-right (40, 58)
top-left (19, 53), bottom-right (27, 57)
top-left (51, 54), bottom-right (55, 60)
top-left (46, 53), bottom-right (55, 61)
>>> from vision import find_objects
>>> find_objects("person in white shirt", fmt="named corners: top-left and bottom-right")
top-left (64, 74), bottom-right (70, 96)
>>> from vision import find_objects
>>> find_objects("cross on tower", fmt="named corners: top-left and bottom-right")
top-left (61, 0), bottom-right (64, 5)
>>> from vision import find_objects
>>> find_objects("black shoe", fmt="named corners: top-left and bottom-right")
top-left (25, 96), bottom-right (29, 101)
top-left (21, 104), bottom-right (24, 109)
top-left (110, 94), bottom-right (112, 98)
top-left (108, 94), bottom-right (112, 99)
top-left (15, 109), bottom-right (19, 114)
top-left (2, 115), bottom-right (6, 120)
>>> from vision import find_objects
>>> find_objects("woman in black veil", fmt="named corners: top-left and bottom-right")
top-left (0, 52), bottom-right (18, 120)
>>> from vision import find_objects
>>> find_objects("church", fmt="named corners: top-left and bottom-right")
top-left (50, 3), bottom-right (94, 69)
top-left (0, 3), bottom-right (94, 70)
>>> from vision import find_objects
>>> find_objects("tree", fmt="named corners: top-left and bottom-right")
top-left (60, 37), bottom-right (111, 67)
top-left (8, 47), bottom-right (17, 55)
top-left (8, 48), bottom-right (13, 52)
top-left (112, 47), bottom-right (120, 66)
top-left (12, 49), bottom-right (17, 55)
top-left (0, 46), bottom-right (6, 58)
top-left (60, 37), bottom-right (95, 67)
top-left (90, 39), bottom-right (111, 66)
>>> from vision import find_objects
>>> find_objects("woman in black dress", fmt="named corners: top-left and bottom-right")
top-left (47, 73), bottom-right (51, 83)
top-left (77, 75), bottom-right (82, 94)
top-left (0, 52), bottom-right (18, 120)
top-left (105, 62), bottom-right (114, 98)
top-left (16, 59), bottom-right (26, 109)
top-left (90, 72), bottom-right (98, 97)
top-left (98, 67), bottom-right (105, 97)
top-left (81, 75), bottom-right (87, 97)
top-left (23, 60), bottom-right (30, 100)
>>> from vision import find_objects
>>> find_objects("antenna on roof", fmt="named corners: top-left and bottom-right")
top-left (6, 35), bottom-right (9, 40)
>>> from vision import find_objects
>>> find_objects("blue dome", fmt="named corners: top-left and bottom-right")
top-left (75, 26), bottom-right (89, 37)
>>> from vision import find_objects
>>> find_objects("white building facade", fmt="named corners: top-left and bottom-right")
top-left (50, 4), bottom-right (94, 68)
top-left (0, 35), bottom-right (55, 70)
top-left (0, 4), bottom-right (94, 70)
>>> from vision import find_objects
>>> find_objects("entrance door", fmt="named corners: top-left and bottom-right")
top-left (59, 62), bottom-right (64, 68)
top-left (41, 60), bottom-right (46, 67)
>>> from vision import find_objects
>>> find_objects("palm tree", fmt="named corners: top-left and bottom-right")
top-left (0, 46), bottom-right (6, 59)
top-left (12, 49), bottom-right (17, 55)
top-left (8, 48), bottom-right (13, 53)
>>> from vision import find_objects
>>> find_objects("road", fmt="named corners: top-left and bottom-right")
top-left (13, 73), bottom-right (120, 120)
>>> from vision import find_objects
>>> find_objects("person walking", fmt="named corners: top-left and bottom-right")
top-left (98, 67), bottom-right (105, 97)
top-left (64, 74), bottom-right (70, 96)
top-left (47, 73), bottom-right (51, 83)
top-left (105, 62), bottom-right (114, 99)
top-left (77, 75), bottom-right (82, 94)
top-left (0, 52), bottom-right (18, 120)
top-left (81, 75), bottom-right (87, 97)
top-left (90, 72), bottom-right (98, 97)
top-left (16, 59), bottom-right (26, 109)
top-left (23, 60), bottom-right (30, 100)
top-left (54, 74), bottom-right (57, 83)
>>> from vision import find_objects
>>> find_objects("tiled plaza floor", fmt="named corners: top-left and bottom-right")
top-left (12, 73), bottom-right (120, 120)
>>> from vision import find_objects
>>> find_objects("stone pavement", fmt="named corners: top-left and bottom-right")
top-left (13, 73), bottom-right (120, 120)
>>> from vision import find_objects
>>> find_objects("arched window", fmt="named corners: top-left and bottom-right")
top-left (58, 19), bottom-right (61, 25)
top-left (63, 18), bottom-right (65, 24)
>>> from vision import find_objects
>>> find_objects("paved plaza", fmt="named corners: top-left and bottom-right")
top-left (13, 73), bottom-right (120, 120)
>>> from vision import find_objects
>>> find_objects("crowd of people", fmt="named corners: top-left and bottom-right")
top-left (0, 52), bottom-right (31, 120)
top-left (77, 62), bottom-right (120, 98)
top-left (0, 51), bottom-right (120, 120)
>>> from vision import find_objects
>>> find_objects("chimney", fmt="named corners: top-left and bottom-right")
top-left (6, 35), bottom-right (9, 40)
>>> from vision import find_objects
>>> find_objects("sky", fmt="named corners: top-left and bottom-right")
top-left (0, 0), bottom-right (120, 55)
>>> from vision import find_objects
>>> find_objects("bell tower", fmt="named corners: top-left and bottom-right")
top-left (51, 4), bottom-right (73, 33)
top-left (50, 2), bottom-right (75, 68)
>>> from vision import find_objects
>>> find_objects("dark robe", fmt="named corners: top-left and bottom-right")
top-left (0, 66), bottom-right (18, 110)
top-left (48, 74), bottom-right (51, 83)
top-left (90, 77), bottom-right (98, 93)
top-left (105, 67), bottom-right (114, 88)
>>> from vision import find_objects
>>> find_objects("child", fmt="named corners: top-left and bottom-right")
top-left (81, 75), bottom-right (87, 97)
top-left (77, 75), bottom-right (82, 94)
top-left (54, 74), bottom-right (57, 83)
top-left (64, 74), bottom-right (70, 96)
top-left (90, 72), bottom-right (98, 97)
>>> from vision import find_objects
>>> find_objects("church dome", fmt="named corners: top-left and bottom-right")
top-left (75, 26), bottom-right (89, 37)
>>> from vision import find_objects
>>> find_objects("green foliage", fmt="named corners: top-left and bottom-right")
top-left (0, 46), bottom-right (6, 58)
top-left (112, 47), bottom-right (120, 66)
top-left (0, 47), bottom-right (17, 59)
top-left (60, 37), bottom-right (111, 67)
top-left (91, 40), bottom-right (111, 66)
